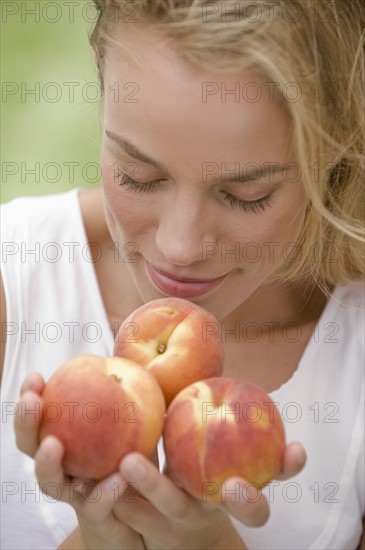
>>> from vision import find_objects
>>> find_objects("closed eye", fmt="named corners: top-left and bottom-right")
top-left (115, 171), bottom-right (163, 193)
top-left (116, 170), bottom-right (273, 213)
top-left (222, 191), bottom-right (273, 213)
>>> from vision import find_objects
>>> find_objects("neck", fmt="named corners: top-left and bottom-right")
top-left (223, 279), bottom-right (332, 329)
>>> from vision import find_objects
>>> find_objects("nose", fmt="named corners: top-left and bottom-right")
top-left (155, 191), bottom-right (216, 267)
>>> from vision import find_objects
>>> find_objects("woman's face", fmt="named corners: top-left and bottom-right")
top-left (99, 28), bottom-right (308, 321)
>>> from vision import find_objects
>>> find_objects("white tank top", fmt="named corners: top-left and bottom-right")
top-left (1, 188), bottom-right (364, 549)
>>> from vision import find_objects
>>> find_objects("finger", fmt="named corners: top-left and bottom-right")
top-left (217, 478), bottom-right (270, 527)
top-left (74, 474), bottom-right (148, 550)
top-left (277, 441), bottom-right (306, 480)
top-left (120, 452), bottom-right (195, 522)
top-left (34, 435), bottom-right (83, 507)
top-left (112, 483), bottom-right (165, 536)
top-left (14, 391), bottom-right (43, 457)
top-left (78, 467), bottom-right (167, 537)
top-left (19, 372), bottom-right (45, 396)
top-left (75, 472), bottom-right (130, 524)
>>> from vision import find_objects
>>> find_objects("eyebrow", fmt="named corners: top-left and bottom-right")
top-left (105, 129), bottom-right (287, 183)
top-left (106, 130), bottom-right (168, 171)
top-left (213, 162), bottom-right (287, 184)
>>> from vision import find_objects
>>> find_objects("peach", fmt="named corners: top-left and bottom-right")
top-left (39, 355), bottom-right (166, 480)
top-left (114, 298), bottom-right (224, 405)
top-left (163, 377), bottom-right (286, 503)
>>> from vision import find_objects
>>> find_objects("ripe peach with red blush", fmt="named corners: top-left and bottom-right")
top-left (39, 355), bottom-right (166, 480)
top-left (114, 298), bottom-right (224, 405)
top-left (163, 377), bottom-right (286, 503)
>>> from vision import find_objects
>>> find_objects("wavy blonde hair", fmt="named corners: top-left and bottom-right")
top-left (89, 0), bottom-right (365, 296)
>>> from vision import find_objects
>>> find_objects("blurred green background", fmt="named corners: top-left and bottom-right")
top-left (1, 0), bottom-right (102, 204)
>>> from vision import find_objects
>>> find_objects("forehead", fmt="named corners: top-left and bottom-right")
top-left (102, 26), bottom-right (293, 168)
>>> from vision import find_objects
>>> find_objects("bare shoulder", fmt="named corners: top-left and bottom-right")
top-left (78, 187), bottom-right (110, 245)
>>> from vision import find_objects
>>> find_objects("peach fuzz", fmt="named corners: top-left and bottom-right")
top-left (114, 297), bottom-right (224, 405)
top-left (163, 377), bottom-right (286, 504)
top-left (39, 355), bottom-right (166, 480)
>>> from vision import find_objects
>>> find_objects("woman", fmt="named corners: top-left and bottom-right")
top-left (1, 0), bottom-right (364, 548)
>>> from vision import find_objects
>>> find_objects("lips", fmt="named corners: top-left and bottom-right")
top-left (146, 261), bottom-right (229, 298)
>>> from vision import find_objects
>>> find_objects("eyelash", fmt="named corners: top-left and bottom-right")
top-left (116, 172), bottom-right (162, 193)
top-left (221, 192), bottom-right (272, 214)
top-left (115, 171), bottom-right (273, 214)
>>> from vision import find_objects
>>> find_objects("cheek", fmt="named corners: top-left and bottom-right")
top-left (101, 155), bottom-right (156, 237)
top-left (225, 189), bottom-right (307, 264)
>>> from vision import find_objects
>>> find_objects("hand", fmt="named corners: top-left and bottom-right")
top-left (105, 441), bottom-right (306, 550)
top-left (213, 441), bottom-right (307, 525)
top-left (14, 372), bottom-right (146, 550)
top-left (110, 453), bottom-right (245, 550)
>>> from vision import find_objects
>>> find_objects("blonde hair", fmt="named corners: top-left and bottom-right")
top-left (89, 0), bottom-right (365, 296)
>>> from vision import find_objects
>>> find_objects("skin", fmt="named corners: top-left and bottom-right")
top-left (14, 25), bottom-right (355, 549)
top-left (100, 28), bottom-right (310, 325)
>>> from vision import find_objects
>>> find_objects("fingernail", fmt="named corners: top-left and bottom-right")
top-left (223, 479), bottom-right (241, 505)
top-left (38, 436), bottom-right (53, 461)
top-left (121, 455), bottom-right (146, 481)
top-left (296, 449), bottom-right (306, 467)
top-left (21, 375), bottom-right (31, 393)
top-left (38, 444), bottom-right (49, 461)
